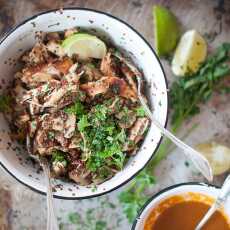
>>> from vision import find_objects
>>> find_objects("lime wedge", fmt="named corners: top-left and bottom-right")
top-left (172, 30), bottom-right (207, 76)
top-left (196, 142), bottom-right (230, 176)
top-left (153, 5), bottom-right (180, 56)
top-left (62, 33), bottom-right (107, 60)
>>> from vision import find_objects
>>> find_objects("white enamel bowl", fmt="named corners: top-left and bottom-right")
top-left (133, 183), bottom-right (230, 229)
top-left (0, 8), bottom-right (168, 199)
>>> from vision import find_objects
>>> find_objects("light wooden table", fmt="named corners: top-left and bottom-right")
top-left (0, 0), bottom-right (229, 229)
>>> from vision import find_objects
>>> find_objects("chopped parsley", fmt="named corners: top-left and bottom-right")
top-left (52, 150), bottom-right (68, 167)
top-left (135, 106), bottom-right (146, 117)
top-left (64, 100), bottom-right (85, 116)
top-left (75, 102), bottom-right (127, 178)
top-left (77, 115), bottom-right (90, 132)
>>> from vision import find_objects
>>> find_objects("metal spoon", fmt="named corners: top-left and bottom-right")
top-left (113, 52), bottom-right (213, 181)
top-left (195, 174), bottom-right (230, 230)
top-left (27, 135), bottom-right (59, 230)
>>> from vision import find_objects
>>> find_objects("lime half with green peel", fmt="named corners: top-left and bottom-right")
top-left (62, 33), bottom-right (107, 60)
top-left (153, 5), bottom-right (180, 56)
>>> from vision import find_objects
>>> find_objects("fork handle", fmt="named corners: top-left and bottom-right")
top-left (40, 158), bottom-right (59, 230)
top-left (138, 93), bottom-right (213, 182)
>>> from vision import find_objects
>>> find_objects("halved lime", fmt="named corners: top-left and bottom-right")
top-left (172, 30), bottom-right (207, 76)
top-left (62, 33), bottom-right (107, 60)
top-left (196, 142), bottom-right (230, 175)
top-left (153, 5), bottom-right (180, 56)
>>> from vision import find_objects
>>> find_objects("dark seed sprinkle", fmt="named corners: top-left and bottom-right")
top-left (185, 161), bottom-right (190, 167)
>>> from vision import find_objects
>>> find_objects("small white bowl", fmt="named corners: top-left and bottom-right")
top-left (0, 8), bottom-right (168, 199)
top-left (133, 183), bottom-right (230, 229)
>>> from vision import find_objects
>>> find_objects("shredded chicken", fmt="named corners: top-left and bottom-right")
top-left (5, 29), bottom-right (150, 186)
top-left (21, 42), bottom-right (49, 65)
top-left (128, 118), bottom-right (149, 144)
top-left (80, 76), bottom-right (137, 101)
top-left (100, 52), bottom-right (119, 77)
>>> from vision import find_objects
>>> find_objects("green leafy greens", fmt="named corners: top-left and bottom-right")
top-left (69, 100), bottom-right (127, 179)
top-left (118, 43), bottom-right (230, 222)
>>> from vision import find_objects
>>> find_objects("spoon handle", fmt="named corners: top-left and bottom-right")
top-left (219, 174), bottom-right (230, 201)
top-left (40, 158), bottom-right (59, 230)
top-left (136, 77), bottom-right (213, 182)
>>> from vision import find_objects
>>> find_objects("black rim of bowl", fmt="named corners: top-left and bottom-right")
top-left (131, 182), bottom-right (219, 229)
top-left (0, 7), bottom-right (169, 200)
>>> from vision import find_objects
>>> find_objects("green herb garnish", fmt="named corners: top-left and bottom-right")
top-left (64, 100), bottom-right (85, 116)
top-left (135, 106), bottom-right (146, 117)
top-left (52, 150), bottom-right (68, 167)
top-left (77, 115), bottom-right (90, 132)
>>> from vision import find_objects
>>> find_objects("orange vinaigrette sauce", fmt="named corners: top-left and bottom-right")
top-left (144, 192), bottom-right (230, 230)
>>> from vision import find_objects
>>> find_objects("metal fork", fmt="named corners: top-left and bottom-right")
top-left (29, 149), bottom-right (59, 230)
top-left (136, 75), bottom-right (213, 181)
